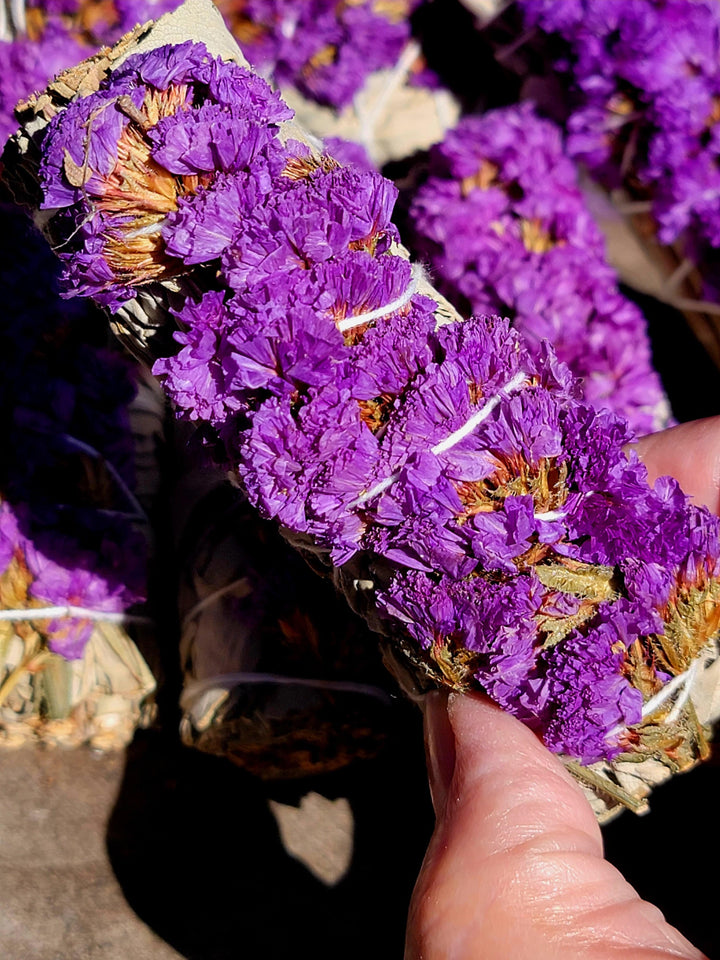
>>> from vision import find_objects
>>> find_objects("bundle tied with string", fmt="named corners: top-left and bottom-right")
top-left (4, 0), bottom-right (720, 820)
top-left (170, 422), bottom-right (399, 779)
top-left (472, 0), bottom-right (720, 371)
top-left (0, 206), bottom-right (160, 748)
top-left (0, 374), bottom-right (159, 750)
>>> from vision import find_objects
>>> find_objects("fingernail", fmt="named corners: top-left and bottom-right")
top-left (423, 690), bottom-right (455, 818)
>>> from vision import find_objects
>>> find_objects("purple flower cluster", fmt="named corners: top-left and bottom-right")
top-left (407, 103), bottom-right (669, 436)
top-left (38, 40), bottom-right (292, 309)
top-left (0, 501), bottom-right (138, 658)
top-left (217, 0), bottom-right (420, 109)
top-left (33, 40), bottom-right (720, 764)
top-left (0, 0), bottom-right (181, 144)
top-left (0, 204), bottom-right (145, 659)
top-left (517, 0), bottom-right (720, 277)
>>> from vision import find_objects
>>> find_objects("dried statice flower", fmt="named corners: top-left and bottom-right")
top-left (407, 103), bottom-right (670, 435)
top-left (215, 0), bottom-right (420, 109)
top-left (0, 0), bottom-right (181, 143)
top-left (37, 39), bottom-right (291, 308)
top-left (9, 6), bottom-right (720, 817)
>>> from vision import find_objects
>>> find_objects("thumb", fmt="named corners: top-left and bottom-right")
top-left (632, 416), bottom-right (720, 513)
top-left (422, 688), bottom-right (602, 875)
top-left (407, 690), bottom-right (706, 959)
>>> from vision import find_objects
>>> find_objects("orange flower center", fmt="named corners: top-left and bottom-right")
top-left (88, 86), bottom-right (212, 286)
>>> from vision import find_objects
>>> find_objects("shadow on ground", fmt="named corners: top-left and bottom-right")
top-left (106, 703), bottom-right (433, 960)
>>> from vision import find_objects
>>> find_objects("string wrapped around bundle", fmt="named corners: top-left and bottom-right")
top-left (171, 423), bottom-right (397, 778)
top-left (4, 0), bottom-right (720, 820)
top-left (0, 207), bottom-right (158, 749)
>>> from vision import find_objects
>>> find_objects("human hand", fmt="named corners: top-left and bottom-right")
top-left (405, 418), bottom-right (720, 960)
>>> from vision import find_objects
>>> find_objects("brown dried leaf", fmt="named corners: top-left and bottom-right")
top-left (63, 149), bottom-right (91, 188)
top-left (0, 555), bottom-right (33, 609)
top-left (45, 26), bottom-right (146, 104)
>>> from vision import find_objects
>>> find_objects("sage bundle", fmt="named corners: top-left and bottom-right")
top-left (477, 0), bottom-right (720, 366)
top-left (0, 204), bottom-right (156, 748)
top-left (5, 0), bottom-right (720, 820)
top-left (173, 441), bottom-right (396, 779)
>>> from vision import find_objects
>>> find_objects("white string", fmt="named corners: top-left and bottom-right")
top-left (352, 369), bottom-right (528, 507)
top-left (666, 658), bottom-right (700, 724)
top-left (432, 370), bottom-right (527, 456)
top-left (181, 577), bottom-right (253, 631)
top-left (534, 508), bottom-right (566, 522)
top-left (0, 605), bottom-right (152, 625)
top-left (2, 436), bottom-right (150, 634)
top-left (336, 264), bottom-right (422, 333)
top-left (125, 222), bottom-right (164, 239)
top-left (0, 0), bottom-right (25, 41)
top-left (351, 471), bottom-right (398, 508)
top-left (536, 490), bottom-right (597, 524)
top-left (640, 667), bottom-right (693, 721)
top-left (613, 200), bottom-right (654, 215)
top-left (606, 656), bottom-right (705, 743)
top-left (662, 256), bottom-right (695, 296)
top-left (468, 0), bottom-right (511, 21)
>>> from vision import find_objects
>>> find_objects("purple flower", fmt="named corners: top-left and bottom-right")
top-left (222, 0), bottom-right (418, 109)
top-left (537, 601), bottom-right (644, 764)
top-left (148, 103), bottom-right (277, 175)
top-left (25, 537), bottom-right (126, 659)
top-left (28, 44), bottom-right (720, 769)
top-left (408, 104), bottom-right (669, 433)
top-left (237, 384), bottom-right (379, 561)
top-left (0, 501), bottom-right (23, 575)
top-left (38, 41), bottom-right (291, 307)
top-left (163, 161), bottom-right (278, 264)
top-left (152, 290), bottom-right (240, 424)
top-left (515, 0), bottom-right (720, 300)
top-left (222, 164), bottom-right (398, 287)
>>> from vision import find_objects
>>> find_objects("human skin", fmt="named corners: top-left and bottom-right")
top-left (405, 417), bottom-right (720, 960)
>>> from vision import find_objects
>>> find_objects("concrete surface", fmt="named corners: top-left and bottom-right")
top-left (0, 747), bottom-right (182, 960)
top-left (0, 700), bottom-right (434, 960)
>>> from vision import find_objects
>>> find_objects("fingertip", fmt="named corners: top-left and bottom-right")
top-left (446, 690), bottom-right (545, 768)
top-left (633, 416), bottom-right (720, 515)
top-left (444, 692), bottom-right (602, 842)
